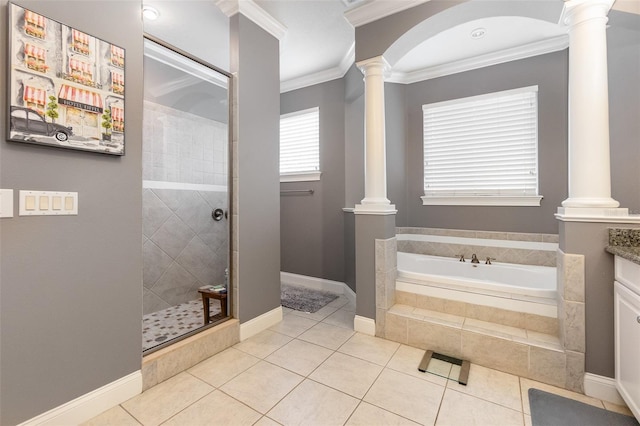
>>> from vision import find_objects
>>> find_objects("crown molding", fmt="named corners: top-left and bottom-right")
top-left (387, 34), bottom-right (569, 84)
top-left (215, 0), bottom-right (287, 40)
top-left (344, 0), bottom-right (430, 27)
top-left (281, 43), bottom-right (354, 93)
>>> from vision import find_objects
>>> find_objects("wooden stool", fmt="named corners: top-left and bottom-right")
top-left (198, 288), bottom-right (228, 324)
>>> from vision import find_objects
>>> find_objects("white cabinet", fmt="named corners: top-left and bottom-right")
top-left (614, 256), bottom-right (640, 420)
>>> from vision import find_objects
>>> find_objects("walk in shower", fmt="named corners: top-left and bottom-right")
top-left (141, 38), bottom-right (231, 353)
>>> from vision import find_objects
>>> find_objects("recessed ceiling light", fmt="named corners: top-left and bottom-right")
top-left (471, 28), bottom-right (486, 39)
top-left (142, 6), bottom-right (160, 21)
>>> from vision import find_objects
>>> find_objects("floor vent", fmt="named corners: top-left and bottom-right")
top-left (418, 350), bottom-right (470, 386)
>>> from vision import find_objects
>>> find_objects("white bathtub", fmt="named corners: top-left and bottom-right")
top-left (396, 252), bottom-right (558, 317)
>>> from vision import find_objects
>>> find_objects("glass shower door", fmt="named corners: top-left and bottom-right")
top-left (141, 38), bottom-right (230, 353)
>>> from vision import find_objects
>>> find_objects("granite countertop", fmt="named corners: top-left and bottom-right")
top-left (607, 228), bottom-right (640, 265)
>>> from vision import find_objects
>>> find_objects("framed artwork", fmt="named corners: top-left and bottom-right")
top-left (7, 3), bottom-right (126, 155)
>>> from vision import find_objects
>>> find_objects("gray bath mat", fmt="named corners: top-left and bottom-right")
top-left (529, 388), bottom-right (639, 426)
top-left (281, 284), bottom-right (339, 313)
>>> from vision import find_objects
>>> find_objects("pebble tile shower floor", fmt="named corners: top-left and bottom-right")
top-left (142, 300), bottom-right (221, 351)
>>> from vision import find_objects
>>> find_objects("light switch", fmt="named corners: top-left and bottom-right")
top-left (25, 196), bottom-right (36, 210)
top-left (52, 196), bottom-right (62, 210)
top-left (64, 196), bottom-right (74, 211)
top-left (20, 191), bottom-right (77, 216)
top-left (0, 189), bottom-right (14, 218)
top-left (39, 196), bottom-right (49, 210)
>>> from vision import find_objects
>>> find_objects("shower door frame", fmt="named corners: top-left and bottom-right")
top-left (141, 34), bottom-right (234, 355)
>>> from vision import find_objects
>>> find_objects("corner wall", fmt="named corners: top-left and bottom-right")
top-left (280, 79), bottom-right (346, 283)
top-left (0, 1), bottom-right (144, 424)
top-left (231, 14), bottom-right (281, 322)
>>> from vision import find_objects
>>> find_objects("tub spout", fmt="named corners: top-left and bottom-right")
top-left (471, 254), bottom-right (480, 264)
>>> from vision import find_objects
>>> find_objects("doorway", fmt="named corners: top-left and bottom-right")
top-left (141, 37), bottom-right (231, 353)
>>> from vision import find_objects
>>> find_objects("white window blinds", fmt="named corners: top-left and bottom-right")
top-left (422, 86), bottom-right (539, 204)
top-left (280, 107), bottom-right (320, 176)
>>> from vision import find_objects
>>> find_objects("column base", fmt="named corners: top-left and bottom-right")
top-left (556, 206), bottom-right (640, 223)
top-left (354, 203), bottom-right (397, 215)
top-left (561, 197), bottom-right (620, 208)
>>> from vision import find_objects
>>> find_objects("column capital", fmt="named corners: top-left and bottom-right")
top-left (560, 0), bottom-right (614, 27)
top-left (356, 56), bottom-right (391, 77)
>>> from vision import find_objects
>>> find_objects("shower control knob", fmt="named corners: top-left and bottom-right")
top-left (637, 316), bottom-right (640, 324)
top-left (212, 208), bottom-right (224, 221)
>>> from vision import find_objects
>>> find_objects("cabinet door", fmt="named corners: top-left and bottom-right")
top-left (615, 281), bottom-right (640, 420)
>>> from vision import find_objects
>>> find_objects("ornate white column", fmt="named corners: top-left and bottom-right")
top-left (355, 56), bottom-right (396, 214)
top-left (559, 0), bottom-right (620, 215)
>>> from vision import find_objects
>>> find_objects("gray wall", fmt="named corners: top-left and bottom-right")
top-left (354, 0), bottom-right (464, 63)
top-left (280, 78), bottom-right (346, 283)
top-left (560, 10), bottom-right (640, 380)
top-left (0, 1), bottom-right (143, 424)
top-left (344, 64), bottom-right (365, 208)
top-left (231, 14), bottom-right (282, 322)
top-left (343, 64), bottom-right (364, 292)
top-left (402, 51), bottom-right (569, 233)
top-left (385, 82), bottom-right (408, 225)
top-left (355, 214), bottom-right (396, 318)
top-left (609, 11), bottom-right (640, 214)
top-left (344, 212), bottom-right (356, 292)
top-left (560, 222), bottom-right (640, 378)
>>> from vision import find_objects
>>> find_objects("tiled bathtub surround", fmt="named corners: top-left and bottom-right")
top-left (397, 227), bottom-right (558, 267)
top-left (394, 291), bottom-right (558, 335)
top-left (375, 237), bottom-right (397, 337)
top-left (384, 304), bottom-right (566, 385)
top-left (557, 249), bottom-right (586, 393)
top-left (375, 229), bottom-right (587, 393)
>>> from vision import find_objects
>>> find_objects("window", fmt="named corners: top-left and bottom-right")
top-left (280, 107), bottom-right (320, 182)
top-left (422, 86), bottom-right (542, 206)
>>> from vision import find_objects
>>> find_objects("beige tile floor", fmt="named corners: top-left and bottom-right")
top-left (85, 295), bottom-right (634, 426)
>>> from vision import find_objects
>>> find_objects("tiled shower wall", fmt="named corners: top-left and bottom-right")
top-left (142, 101), bottom-right (229, 315)
top-left (143, 101), bottom-right (228, 186)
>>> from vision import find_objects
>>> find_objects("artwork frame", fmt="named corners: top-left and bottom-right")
top-left (7, 3), bottom-right (126, 155)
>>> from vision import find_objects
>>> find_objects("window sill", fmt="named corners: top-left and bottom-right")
top-left (421, 195), bottom-right (543, 206)
top-left (280, 171), bottom-right (321, 183)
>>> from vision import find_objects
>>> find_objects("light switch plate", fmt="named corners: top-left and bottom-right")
top-left (19, 190), bottom-right (78, 216)
top-left (0, 189), bottom-right (14, 218)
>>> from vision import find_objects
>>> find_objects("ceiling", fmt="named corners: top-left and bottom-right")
top-left (254, 0), bottom-right (354, 84)
top-left (142, 0), bottom-right (577, 88)
top-left (139, 0), bottom-right (638, 118)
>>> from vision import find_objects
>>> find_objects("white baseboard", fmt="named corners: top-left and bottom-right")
top-left (240, 306), bottom-right (283, 341)
top-left (280, 272), bottom-right (356, 306)
top-left (354, 315), bottom-right (376, 336)
top-left (584, 373), bottom-right (626, 406)
top-left (18, 371), bottom-right (142, 426)
top-left (343, 284), bottom-right (356, 307)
